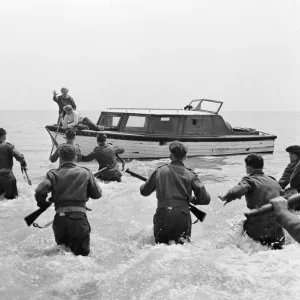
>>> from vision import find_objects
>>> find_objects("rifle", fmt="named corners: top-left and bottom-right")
top-left (125, 168), bottom-right (207, 223)
top-left (24, 166), bottom-right (110, 228)
top-left (21, 167), bottom-right (32, 186)
top-left (244, 194), bottom-right (300, 218)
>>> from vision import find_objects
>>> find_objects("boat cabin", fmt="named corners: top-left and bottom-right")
top-left (96, 99), bottom-right (258, 136)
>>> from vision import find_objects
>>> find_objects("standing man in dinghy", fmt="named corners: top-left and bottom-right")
top-left (53, 87), bottom-right (77, 118)
top-left (35, 144), bottom-right (102, 256)
top-left (219, 154), bottom-right (285, 249)
top-left (82, 133), bottom-right (124, 182)
top-left (140, 141), bottom-right (211, 245)
top-left (0, 128), bottom-right (27, 199)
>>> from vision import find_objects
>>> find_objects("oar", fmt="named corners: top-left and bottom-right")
top-left (125, 168), bottom-right (207, 223)
top-left (49, 116), bottom-right (62, 159)
top-left (24, 166), bottom-right (110, 228)
top-left (21, 167), bottom-right (32, 186)
top-left (244, 194), bottom-right (300, 218)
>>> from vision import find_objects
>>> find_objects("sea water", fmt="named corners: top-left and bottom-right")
top-left (1, 110), bottom-right (300, 300)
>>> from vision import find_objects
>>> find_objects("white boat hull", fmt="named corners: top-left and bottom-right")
top-left (48, 130), bottom-right (275, 159)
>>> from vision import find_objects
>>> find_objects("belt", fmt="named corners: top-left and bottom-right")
top-left (56, 206), bottom-right (87, 214)
top-left (0, 168), bottom-right (12, 173)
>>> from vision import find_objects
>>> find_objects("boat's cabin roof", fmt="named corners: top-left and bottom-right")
top-left (104, 99), bottom-right (223, 116)
top-left (96, 99), bottom-right (236, 136)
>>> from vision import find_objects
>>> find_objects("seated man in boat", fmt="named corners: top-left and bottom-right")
top-left (50, 129), bottom-right (82, 165)
top-left (81, 133), bottom-right (124, 182)
top-left (140, 141), bottom-right (211, 245)
top-left (278, 145), bottom-right (300, 201)
top-left (53, 87), bottom-right (76, 118)
top-left (219, 154), bottom-right (285, 249)
top-left (35, 144), bottom-right (102, 256)
top-left (62, 105), bottom-right (104, 131)
top-left (270, 196), bottom-right (300, 244)
top-left (0, 128), bottom-right (27, 199)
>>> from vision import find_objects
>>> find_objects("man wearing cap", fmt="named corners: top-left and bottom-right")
top-left (278, 145), bottom-right (300, 190)
top-left (53, 87), bottom-right (76, 118)
top-left (35, 144), bottom-right (102, 256)
top-left (140, 141), bottom-right (211, 245)
top-left (0, 128), bottom-right (27, 199)
top-left (50, 129), bottom-right (82, 165)
top-left (62, 105), bottom-right (103, 131)
top-left (82, 133), bottom-right (124, 182)
top-left (219, 154), bottom-right (285, 249)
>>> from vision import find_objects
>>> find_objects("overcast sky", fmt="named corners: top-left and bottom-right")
top-left (1, 0), bottom-right (299, 111)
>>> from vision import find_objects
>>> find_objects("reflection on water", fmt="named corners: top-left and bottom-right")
top-left (1, 111), bottom-right (300, 299)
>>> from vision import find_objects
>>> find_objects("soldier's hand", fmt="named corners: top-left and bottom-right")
top-left (270, 197), bottom-right (289, 214)
top-left (21, 162), bottom-right (27, 170)
top-left (53, 90), bottom-right (57, 96)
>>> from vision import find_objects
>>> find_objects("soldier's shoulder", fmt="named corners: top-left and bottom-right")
top-left (6, 142), bottom-right (14, 148)
top-left (184, 166), bottom-right (198, 176)
top-left (156, 163), bottom-right (169, 170)
top-left (77, 165), bottom-right (92, 173)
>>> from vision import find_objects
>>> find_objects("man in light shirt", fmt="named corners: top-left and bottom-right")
top-left (62, 105), bottom-right (103, 131)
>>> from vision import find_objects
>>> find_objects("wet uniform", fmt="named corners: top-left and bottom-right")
top-left (82, 144), bottom-right (124, 182)
top-left (53, 95), bottom-right (76, 117)
top-left (140, 161), bottom-right (210, 244)
top-left (35, 163), bottom-right (102, 256)
top-left (224, 170), bottom-right (285, 249)
top-left (278, 159), bottom-right (300, 189)
top-left (0, 142), bottom-right (26, 199)
top-left (50, 144), bottom-right (82, 164)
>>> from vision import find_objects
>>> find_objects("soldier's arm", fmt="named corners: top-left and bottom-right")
top-left (53, 95), bottom-right (59, 104)
top-left (87, 171), bottom-right (102, 199)
top-left (290, 161), bottom-right (300, 190)
top-left (81, 150), bottom-right (96, 162)
top-left (191, 175), bottom-right (210, 205)
top-left (140, 170), bottom-right (157, 196)
top-left (115, 146), bottom-right (124, 155)
top-left (8, 144), bottom-right (26, 166)
top-left (35, 173), bottom-right (52, 208)
top-left (49, 146), bottom-right (60, 163)
top-left (277, 211), bottom-right (300, 243)
top-left (222, 177), bottom-right (252, 202)
top-left (278, 163), bottom-right (295, 189)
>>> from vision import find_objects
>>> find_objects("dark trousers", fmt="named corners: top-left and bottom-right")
top-left (81, 117), bottom-right (100, 131)
top-left (243, 220), bottom-right (285, 250)
top-left (0, 173), bottom-right (18, 199)
top-left (153, 207), bottom-right (192, 244)
top-left (53, 212), bottom-right (91, 256)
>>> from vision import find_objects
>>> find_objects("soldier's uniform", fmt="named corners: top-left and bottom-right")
top-left (0, 142), bottom-right (26, 199)
top-left (35, 162), bottom-right (102, 256)
top-left (140, 161), bottom-right (210, 244)
top-left (278, 160), bottom-right (300, 189)
top-left (82, 144), bottom-right (124, 182)
top-left (224, 170), bottom-right (285, 249)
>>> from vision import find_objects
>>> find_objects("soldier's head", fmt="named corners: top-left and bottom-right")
top-left (0, 128), bottom-right (6, 143)
top-left (244, 153), bottom-right (264, 174)
top-left (97, 133), bottom-right (107, 145)
top-left (65, 129), bottom-right (76, 142)
top-left (169, 141), bottom-right (187, 161)
top-left (286, 145), bottom-right (300, 163)
top-left (61, 87), bottom-right (69, 96)
top-left (59, 144), bottom-right (76, 163)
top-left (63, 105), bottom-right (73, 115)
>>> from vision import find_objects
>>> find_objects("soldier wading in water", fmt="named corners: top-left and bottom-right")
top-left (140, 141), bottom-right (211, 245)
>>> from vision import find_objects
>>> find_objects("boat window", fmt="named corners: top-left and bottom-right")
top-left (124, 116), bottom-right (149, 133)
top-left (184, 116), bottom-right (212, 135)
top-left (192, 119), bottom-right (197, 125)
top-left (98, 115), bottom-right (121, 128)
top-left (153, 116), bottom-right (178, 134)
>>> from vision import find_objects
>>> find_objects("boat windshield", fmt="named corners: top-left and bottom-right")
top-left (188, 99), bottom-right (223, 114)
top-left (98, 114), bottom-right (121, 128)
